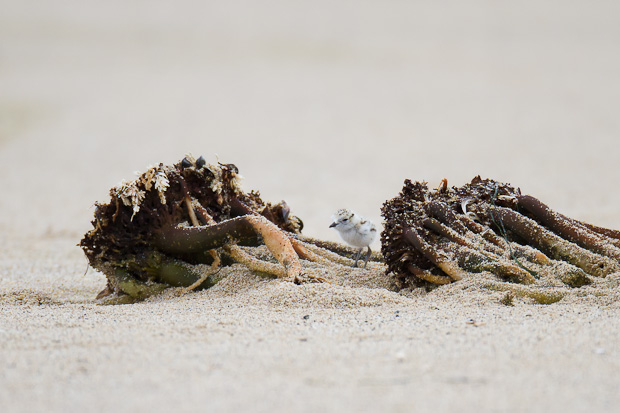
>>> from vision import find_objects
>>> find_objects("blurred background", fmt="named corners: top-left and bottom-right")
top-left (1, 0), bottom-right (619, 249)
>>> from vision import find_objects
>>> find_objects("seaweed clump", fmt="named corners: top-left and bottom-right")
top-left (381, 176), bottom-right (620, 292)
top-left (80, 155), bottom-right (303, 299)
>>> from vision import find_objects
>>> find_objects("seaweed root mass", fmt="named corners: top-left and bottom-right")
top-left (80, 155), bottom-right (363, 301)
top-left (381, 176), bottom-right (620, 290)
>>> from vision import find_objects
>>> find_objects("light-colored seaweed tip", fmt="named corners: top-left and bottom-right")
top-left (185, 153), bottom-right (244, 196)
top-left (230, 170), bottom-right (244, 195)
top-left (210, 164), bottom-right (244, 196)
top-left (111, 164), bottom-right (170, 220)
top-left (207, 163), bottom-right (224, 195)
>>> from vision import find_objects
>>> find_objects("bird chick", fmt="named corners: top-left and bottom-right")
top-left (329, 209), bottom-right (377, 268)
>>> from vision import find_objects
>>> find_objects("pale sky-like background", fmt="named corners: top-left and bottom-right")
top-left (2, 0), bottom-right (620, 249)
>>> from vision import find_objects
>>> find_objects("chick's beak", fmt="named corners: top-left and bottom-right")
top-left (329, 222), bottom-right (337, 228)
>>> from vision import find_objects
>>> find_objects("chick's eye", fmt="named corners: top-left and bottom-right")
top-left (342, 218), bottom-right (348, 222)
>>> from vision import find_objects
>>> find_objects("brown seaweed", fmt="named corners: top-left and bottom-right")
top-left (381, 176), bottom-right (620, 290)
top-left (80, 155), bottom-right (359, 301)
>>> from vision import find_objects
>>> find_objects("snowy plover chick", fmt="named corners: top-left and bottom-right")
top-left (329, 209), bottom-right (377, 268)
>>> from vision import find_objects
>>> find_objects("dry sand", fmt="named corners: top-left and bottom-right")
top-left (1, 1), bottom-right (620, 412)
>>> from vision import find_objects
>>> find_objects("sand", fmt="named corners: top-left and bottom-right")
top-left (1, 1), bottom-right (620, 411)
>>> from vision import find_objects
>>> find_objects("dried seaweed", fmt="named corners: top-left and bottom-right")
top-left (381, 176), bottom-right (620, 291)
top-left (80, 156), bottom-right (306, 299)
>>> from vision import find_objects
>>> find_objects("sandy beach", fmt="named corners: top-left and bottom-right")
top-left (1, 1), bottom-right (620, 411)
